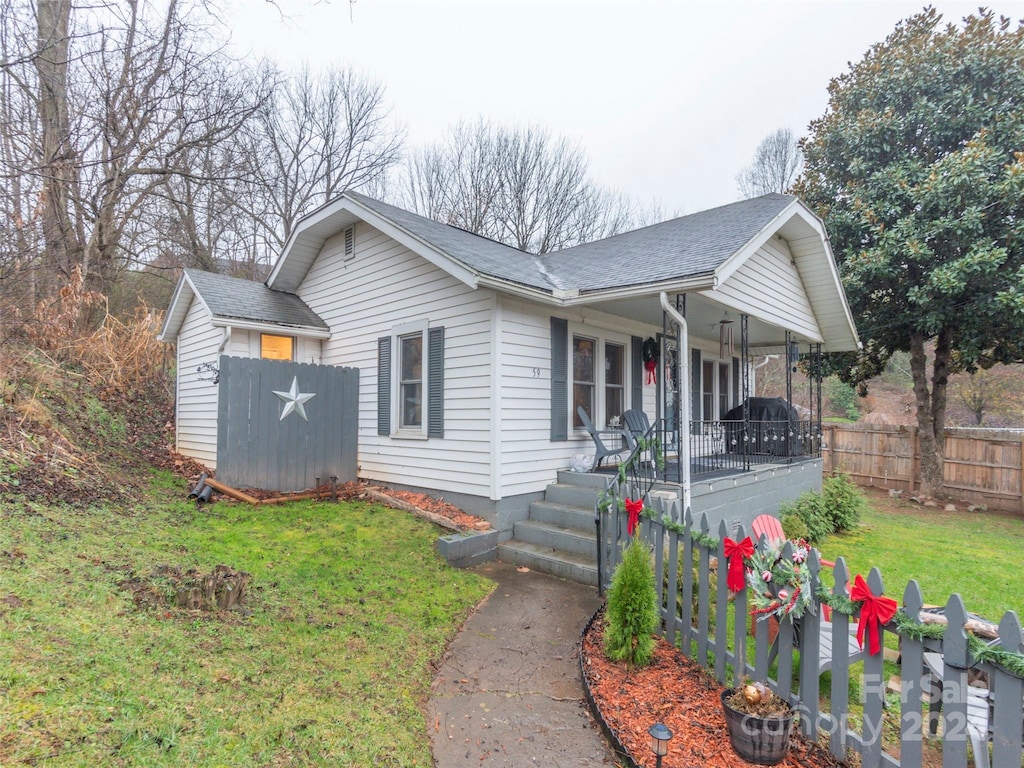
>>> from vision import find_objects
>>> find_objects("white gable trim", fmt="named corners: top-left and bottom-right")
top-left (159, 271), bottom-right (210, 342)
top-left (269, 195), bottom-right (480, 293)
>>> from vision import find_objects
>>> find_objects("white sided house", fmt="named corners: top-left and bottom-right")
top-left (161, 192), bottom-right (859, 579)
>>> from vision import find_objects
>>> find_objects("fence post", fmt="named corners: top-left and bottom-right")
top-left (941, 595), bottom-right (971, 768)
top-left (829, 558), bottom-right (853, 760)
top-left (992, 611), bottom-right (1024, 767)
top-left (899, 580), bottom-right (926, 767)
top-left (696, 513), bottom-right (712, 665)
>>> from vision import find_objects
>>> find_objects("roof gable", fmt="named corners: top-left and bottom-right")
top-left (159, 269), bottom-right (328, 342)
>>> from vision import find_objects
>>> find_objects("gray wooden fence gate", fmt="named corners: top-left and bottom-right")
top-left (216, 355), bottom-right (358, 492)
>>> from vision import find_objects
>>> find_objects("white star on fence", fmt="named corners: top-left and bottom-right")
top-left (272, 376), bottom-right (316, 422)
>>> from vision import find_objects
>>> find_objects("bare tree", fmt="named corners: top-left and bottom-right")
top-left (398, 119), bottom-right (636, 253)
top-left (238, 63), bottom-right (403, 259)
top-left (736, 127), bottom-right (802, 199)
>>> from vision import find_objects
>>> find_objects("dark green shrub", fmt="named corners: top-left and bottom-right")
top-left (780, 491), bottom-right (834, 545)
top-left (780, 512), bottom-right (809, 541)
top-left (821, 472), bottom-right (866, 533)
top-left (605, 537), bottom-right (658, 668)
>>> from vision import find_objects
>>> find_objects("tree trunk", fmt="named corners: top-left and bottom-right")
top-left (35, 0), bottom-right (80, 283)
top-left (909, 331), bottom-right (947, 497)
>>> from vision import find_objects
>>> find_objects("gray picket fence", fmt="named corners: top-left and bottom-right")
top-left (596, 489), bottom-right (1024, 767)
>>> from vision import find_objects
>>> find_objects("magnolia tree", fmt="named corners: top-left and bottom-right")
top-left (795, 9), bottom-right (1024, 496)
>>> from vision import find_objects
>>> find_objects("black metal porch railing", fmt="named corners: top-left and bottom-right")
top-left (682, 419), bottom-right (824, 478)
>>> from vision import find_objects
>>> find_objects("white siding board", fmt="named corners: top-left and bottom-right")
top-left (175, 297), bottom-right (220, 467)
top-left (495, 298), bottom-right (662, 496)
top-left (297, 221), bottom-right (496, 499)
top-left (712, 240), bottom-right (822, 340)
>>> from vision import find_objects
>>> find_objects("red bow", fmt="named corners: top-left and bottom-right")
top-left (645, 359), bottom-right (657, 385)
top-left (722, 536), bottom-right (754, 593)
top-left (625, 498), bottom-right (643, 536)
top-left (850, 574), bottom-right (898, 656)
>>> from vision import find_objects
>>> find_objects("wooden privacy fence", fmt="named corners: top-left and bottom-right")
top-left (216, 355), bottom-right (358, 493)
top-left (822, 424), bottom-right (1024, 513)
top-left (596, 493), bottom-right (1024, 768)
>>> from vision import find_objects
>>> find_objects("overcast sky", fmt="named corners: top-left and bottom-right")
top-left (224, 0), bottom-right (1024, 217)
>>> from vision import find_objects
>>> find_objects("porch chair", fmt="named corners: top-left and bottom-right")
top-left (576, 406), bottom-right (630, 470)
top-left (622, 408), bottom-right (656, 461)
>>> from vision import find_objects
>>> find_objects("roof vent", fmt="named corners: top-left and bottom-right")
top-left (344, 226), bottom-right (355, 260)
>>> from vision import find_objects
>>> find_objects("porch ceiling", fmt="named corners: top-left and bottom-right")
top-left (581, 293), bottom-right (811, 352)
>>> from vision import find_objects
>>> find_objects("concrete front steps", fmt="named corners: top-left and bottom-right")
top-left (497, 470), bottom-right (609, 587)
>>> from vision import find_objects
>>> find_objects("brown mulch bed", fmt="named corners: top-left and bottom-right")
top-left (581, 611), bottom-right (850, 768)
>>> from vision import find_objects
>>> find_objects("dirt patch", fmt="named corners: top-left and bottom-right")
top-left (581, 610), bottom-right (850, 768)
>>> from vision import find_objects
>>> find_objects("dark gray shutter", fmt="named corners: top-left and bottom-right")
top-left (377, 336), bottom-right (391, 436)
top-left (631, 336), bottom-right (643, 409)
top-left (427, 326), bottom-right (445, 438)
top-left (732, 356), bottom-right (740, 406)
top-left (550, 317), bottom-right (568, 441)
top-left (691, 348), bottom-right (701, 434)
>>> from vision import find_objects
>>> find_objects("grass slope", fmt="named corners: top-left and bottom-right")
top-left (0, 474), bottom-right (493, 767)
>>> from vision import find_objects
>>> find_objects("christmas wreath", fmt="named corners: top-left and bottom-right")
top-left (723, 536), bottom-right (814, 620)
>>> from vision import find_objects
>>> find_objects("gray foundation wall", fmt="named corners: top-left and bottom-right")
top-left (690, 459), bottom-right (823, 536)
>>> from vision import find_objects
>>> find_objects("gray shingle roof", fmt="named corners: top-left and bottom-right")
top-left (347, 191), bottom-right (795, 294)
top-left (541, 194), bottom-right (795, 292)
top-left (347, 192), bottom-right (557, 291)
top-left (185, 269), bottom-right (328, 329)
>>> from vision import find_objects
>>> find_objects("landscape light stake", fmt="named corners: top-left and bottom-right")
top-left (648, 722), bottom-right (672, 768)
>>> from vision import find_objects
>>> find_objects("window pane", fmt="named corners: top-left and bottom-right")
top-left (261, 334), bottom-right (293, 361)
top-left (702, 360), bottom-right (714, 420)
top-left (402, 383), bottom-right (422, 427)
top-left (719, 362), bottom-right (730, 416)
top-left (605, 343), bottom-right (624, 386)
top-left (572, 336), bottom-right (595, 428)
top-left (573, 337), bottom-right (594, 383)
top-left (573, 383), bottom-right (594, 428)
top-left (401, 336), bottom-right (422, 381)
top-left (400, 334), bottom-right (423, 428)
top-left (605, 342), bottom-right (624, 425)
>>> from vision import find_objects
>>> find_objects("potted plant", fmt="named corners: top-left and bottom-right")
top-left (720, 681), bottom-right (795, 765)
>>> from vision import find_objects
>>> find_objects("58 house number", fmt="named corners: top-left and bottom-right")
top-left (532, 367), bottom-right (542, 377)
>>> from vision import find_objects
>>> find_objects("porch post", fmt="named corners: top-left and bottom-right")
top-left (785, 330), bottom-right (794, 465)
top-left (741, 314), bottom-right (750, 471)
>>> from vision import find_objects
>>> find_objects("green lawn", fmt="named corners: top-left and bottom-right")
top-left (0, 472), bottom-right (493, 767)
top-left (818, 492), bottom-right (1024, 623)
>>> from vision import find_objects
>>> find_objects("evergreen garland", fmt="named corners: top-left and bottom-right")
top-left (816, 586), bottom-right (1024, 678)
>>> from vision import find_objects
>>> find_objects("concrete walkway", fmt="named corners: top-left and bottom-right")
top-left (427, 561), bottom-right (618, 767)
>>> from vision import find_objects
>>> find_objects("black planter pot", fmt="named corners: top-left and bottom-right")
top-left (720, 689), bottom-right (794, 766)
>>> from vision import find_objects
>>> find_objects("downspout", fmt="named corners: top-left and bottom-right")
top-left (218, 326), bottom-right (232, 354)
top-left (660, 292), bottom-right (691, 514)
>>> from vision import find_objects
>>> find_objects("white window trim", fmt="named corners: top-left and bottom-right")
top-left (569, 325), bottom-right (632, 432)
top-left (391, 320), bottom-right (429, 439)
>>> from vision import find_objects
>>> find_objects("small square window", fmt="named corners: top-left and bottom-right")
top-left (261, 334), bottom-right (294, 361)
